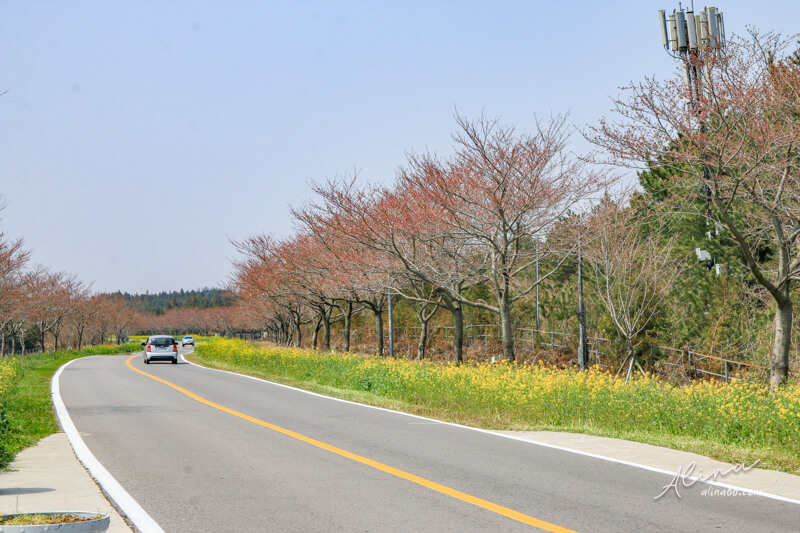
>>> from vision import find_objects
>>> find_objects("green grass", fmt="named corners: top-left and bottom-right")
top-left (0, 343), bottom-right (141, 469)
top-left (188, 338), bottom-right (800, 475)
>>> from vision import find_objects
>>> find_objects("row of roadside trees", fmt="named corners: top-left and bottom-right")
top-left (0, 213), bottom-right (258, 351)
top-left (135, 305), bottom-right (255, 338)
top-left (0, 199), bottom-right (138, 354)
top-left (230, 30), bottom-right (800, 390)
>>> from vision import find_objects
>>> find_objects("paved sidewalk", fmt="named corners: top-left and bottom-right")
top-left (0, 433), bottom-right (132, 532)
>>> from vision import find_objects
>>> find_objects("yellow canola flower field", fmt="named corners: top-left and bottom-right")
top-left (196, 338), bottom-right (800, 465)
top-left (0, 359), bottom-right (18, 399)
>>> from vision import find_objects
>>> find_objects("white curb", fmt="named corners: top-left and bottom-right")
top-left (53, 357), bottom-right (166, 533)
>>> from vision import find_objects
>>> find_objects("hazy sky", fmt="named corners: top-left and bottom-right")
top-left (1, 1), bottom-right (797, 294)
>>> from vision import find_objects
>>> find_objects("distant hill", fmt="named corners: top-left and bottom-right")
top-left (115, 288), bottom-right (235, 315)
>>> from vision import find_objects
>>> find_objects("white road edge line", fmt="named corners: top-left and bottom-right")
top-left (53, 356), bottom-right (166, 533)
top-left (183, 349), bottom-right (800, 506)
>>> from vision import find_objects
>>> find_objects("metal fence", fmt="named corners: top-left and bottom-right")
top-left (407, 324), bottom-right (612, 365)
top-left (339, 320), bottom-right (769, 383)
top-left (515, 328), bottom-right (611, 367)
top-left (652, 345), bottom-right (762, 383)
top-left (432, 324), bottom-right (498, 343)
top-left (407, 323), bottom-right (765, 383)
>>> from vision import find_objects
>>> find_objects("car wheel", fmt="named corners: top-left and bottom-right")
top-left (172, 357), bottom-right (178, 364)
top-left (144, 358), bottom-right (149, 364)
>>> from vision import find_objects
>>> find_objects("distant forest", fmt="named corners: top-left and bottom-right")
top-left (117, 288), bottom-right (235, 315)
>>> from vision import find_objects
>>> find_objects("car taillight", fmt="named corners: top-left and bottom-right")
top-left (146, 345), bottom-right (151, 352)
top-left (173, 344), bottom-right (178, 352)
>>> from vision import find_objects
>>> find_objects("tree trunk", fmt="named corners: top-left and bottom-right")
top-left (614, 344), bottom-right (634, 383)
top-left (343, 302), bottom-right (352, 352)
top-left (452, 301), bottom-right (464, 364)
top-left (418, 320), bottom-right (429, 360)
top-left (322, 311), bottom-right (331, 351)
top-left (295, 321), bottom-right (302, 348)
top-left (771, 289), bottom-right (792, 391)
top-left (312, 317), bottom-right (321, 350)
top-left (284, 322), bottom-right (292, 347)
top-left (499, 294), bottom-right (515, 361)
top-left (374, 309), bottom-right (384, 357)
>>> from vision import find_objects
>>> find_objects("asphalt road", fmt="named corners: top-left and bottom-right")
top-left (58, 352), bottom-right (800, 532)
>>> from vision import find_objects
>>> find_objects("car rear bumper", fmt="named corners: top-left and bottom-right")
top-left (145, 352), bottom-right (178, 361)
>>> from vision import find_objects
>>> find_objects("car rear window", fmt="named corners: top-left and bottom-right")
top-left (151, 338), bottom-right (174, 347)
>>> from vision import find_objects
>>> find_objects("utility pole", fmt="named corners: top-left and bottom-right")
top-left (387, 290), bottom-right (394, 358)
top-left (577, 228), bottom-right (588, 370)
top-left (659, 4), bottom-right (726, 274)
top-left (535, 241), bottom-right (540, 332)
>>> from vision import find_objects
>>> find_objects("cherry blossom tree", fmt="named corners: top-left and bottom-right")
top-left (87, 293), bottom-right (134, 345)
top-left (277, 233), bottom-right (349, 351)
top-left (26, 269), bottom-right (71, 351)
top-left (304, 177), bottom-right (477, 362)
top-left (578, 193), bottom-right (685, 382)
top-left (291, 203), bottom-right (398, 356)
top-left (231, 234), bottom-right (312, 347)
top-left (0, 225), bottom-right (29, 355)
top-left (398, 115), bottom-right (607, 361)
top-left (63, 281), bottom-right (93, 349)
top-left (305, 114), bottom-right (607, 362)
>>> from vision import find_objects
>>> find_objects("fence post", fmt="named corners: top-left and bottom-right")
top-left (724, 359), bottom-right (729, 383)
top-left (686, 347), bottom-right (692, 377)
top-left (593, 338), bottom-right (600, 365)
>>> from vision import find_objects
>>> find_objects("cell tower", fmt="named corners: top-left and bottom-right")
top-left (659, 5), bottom-right (726, 105)
top-left (658, 4), bottom-right (727, 275)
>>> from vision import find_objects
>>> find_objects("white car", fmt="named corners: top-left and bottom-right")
top-left (143, 335), bottom-right (179, 364)
top-left (181, 336), bottom-right (195, 347)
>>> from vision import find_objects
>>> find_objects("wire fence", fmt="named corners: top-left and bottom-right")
top-left (326, 319), bottom-right (771, 384)
top-left (651, 344), bottom-right (762, 383)
top-left (404, 323), bottom-right (764, 383)
top-left (516, 328), bottom-right (611, 368)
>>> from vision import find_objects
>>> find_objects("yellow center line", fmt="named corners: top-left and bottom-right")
top-left (125, 355), bottom-right (578, 532)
